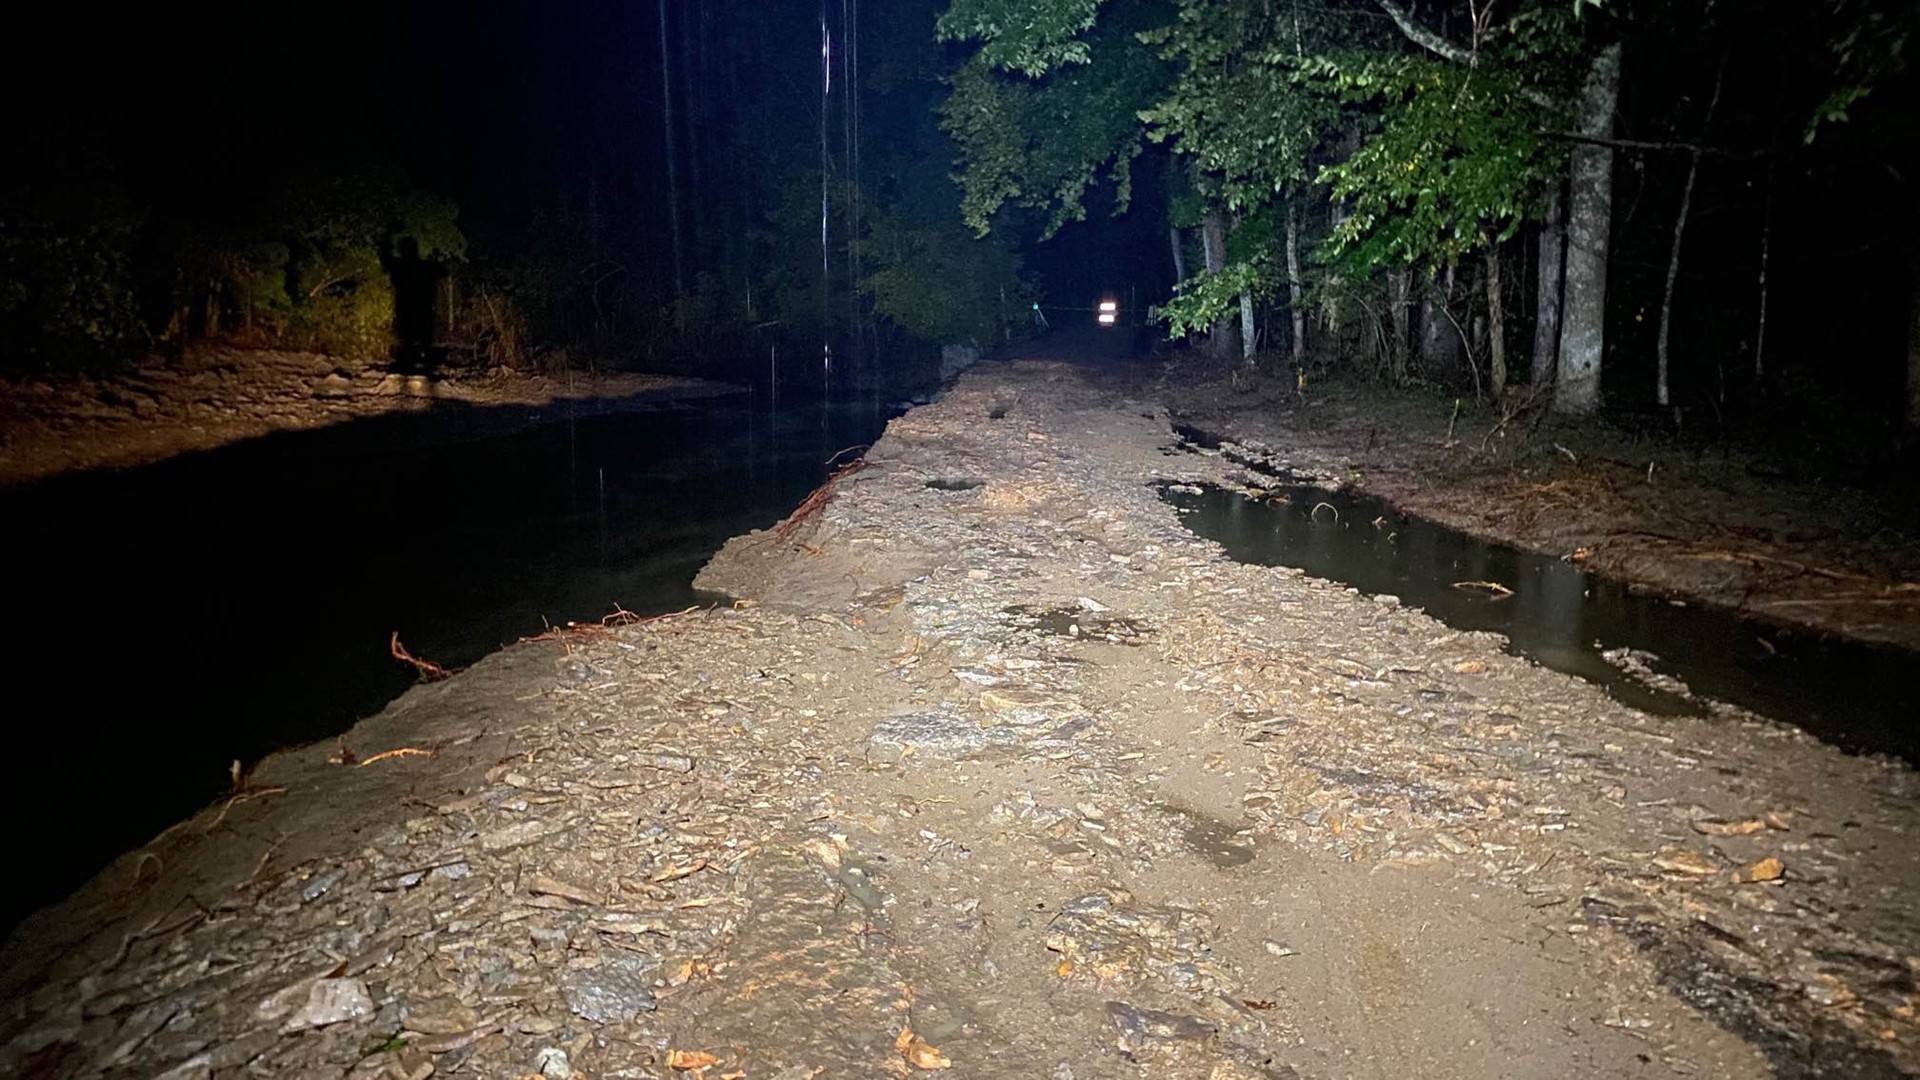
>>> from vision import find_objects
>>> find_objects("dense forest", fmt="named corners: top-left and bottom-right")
top-left (0, 0), bottom-right (1029, 385)
top-left (3, 0), bottom-right (1917, 457)
top-left (939, 0), bottom-right (1920, 458)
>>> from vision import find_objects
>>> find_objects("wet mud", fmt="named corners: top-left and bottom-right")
top-left (2, 361), bottom-right (1913, 1080)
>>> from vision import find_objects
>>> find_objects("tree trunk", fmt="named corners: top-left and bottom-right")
top-left (1554, 42), bottom-right (1623, 416)
top-left (1531, 187), bottom-right (1565, 385)
top-left (1389, 269), bottom-right (1411, 381)
top-left (1755, 155), bottom-right (1775, 390)
top-left (1201, 210), bottom-right (1235, 356)
top-left (1285, 201), bottom-right (1306, 361)
top-left (1656, 150), bottom-right (1700, 409)
top-left (657, 0), bottom-right (685, 297)
top-left (1907, 210), bottom-right (1920, 433)
top-left (1657, 61), bottom-right (1723, 410)
top-left (1486, 243), bottom-right (1507, 397)
top-left (683, 0), bottom-right (706, 277)
top-left (1239, 292), bottom-right (1257, 364)
top-left (1169, 226), bottom-right (1187, 284)
top-left (1420, 268), bottom-right (1462, 374)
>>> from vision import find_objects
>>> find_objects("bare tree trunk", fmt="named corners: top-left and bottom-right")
top-left (1908, 210), bottom-right (1920, 434)
top-left (1657, 61), bottom-right (1723, 409)
top-left (1285, 201), bottom-right (1306, 361)
top-left (1554, 42), bottom-right (1622, 416)
top-left (1486, 242), bottom-right (1507, 397)
top-left (1169, 226), bottom-right (1187, 284)
top-left (1755, 156), bottom-right (1775, 390)
top-left (1201, 210), bottom-right (1235, 356)
top-left (683, 0), bottom-right (706, 278)
top-left (1656, 153), bottom-right (1699, 409)
top-left (1420, 268), bottom-right (1463, 373)
top-left (1531, 188), bottom-right (1565, 385)
top-left (1239, 293), bottom-right (1257, 364)
top-left (657, 0), bottom-right (684, 298)
top-left (1389, 269), bottom-right (1411, 381)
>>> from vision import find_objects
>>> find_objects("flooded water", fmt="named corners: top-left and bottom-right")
top-left (1, 391), bottom-right (896, 927)
top-left (1164, 481), bottom-right (1918, 762)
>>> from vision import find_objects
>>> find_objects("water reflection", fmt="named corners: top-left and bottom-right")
top-left (1166, 483), bottom-right (1917, 760)
top-left (0, 392), bottom-right (896, 927)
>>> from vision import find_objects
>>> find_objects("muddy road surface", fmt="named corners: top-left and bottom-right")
top-left (3, 361), bottom-right (1914, 1079)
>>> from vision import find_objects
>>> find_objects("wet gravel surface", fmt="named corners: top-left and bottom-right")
top-left (3, 361), bottom-right (1915, 1079)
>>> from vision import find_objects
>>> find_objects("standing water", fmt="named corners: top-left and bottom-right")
top-left (1164, 481), bottom-right (1918, 762)
top-left (1, 391), bottom-right (895, 930)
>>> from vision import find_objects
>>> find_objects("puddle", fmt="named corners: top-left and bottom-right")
top-left (0, 394), bottom-right (899, 930)
top-left (1002, 603), bottom-right (1151, 645)
top-left (1153, 802), bottom-right (1256, 868)
top-left (1163, 481), bottom-right (1919, 762)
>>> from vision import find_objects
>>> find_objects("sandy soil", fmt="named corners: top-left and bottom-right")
top-left (0, 348), bottom-right (734, 487)
top-left (2, 361), bottom-right (1913, 1079)
top-left (1161, 356), bottom-right (1920, 652)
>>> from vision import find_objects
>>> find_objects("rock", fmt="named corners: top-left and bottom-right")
top-left (633, 750), bottom-right (696, 773)
top-left (402, 1001), bottom-right (481, 1036)
top-left (481, 820), bottom-right (552, 854)
top-left (561, 950), bottom-right (658, 1024)
top-left (866, 711), bottom-right (1012, 763)
top-left (1734, 856), bottom-right (1785, 883)
top-left (1651, 848), bottom-right (1720, 876)
top-left (1691, 818), bottom-right (1766, 837)
top-left (534, 1047), bottom-right (573, 1078)
top-left (281, 978), bottom-right (374, 1032)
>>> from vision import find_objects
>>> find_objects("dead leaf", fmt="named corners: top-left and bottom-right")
top-left (1452, 659), bottom-right (1489, 675)
top-left (667, 1049), bottom-right (721, 1070)
top-left (904, 1036), bottom-right (951, 1070)
top-left (1735, 856), bottom-right (1785, 883)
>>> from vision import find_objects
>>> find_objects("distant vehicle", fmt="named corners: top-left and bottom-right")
top-left (1097, 298), bottom-right (1119, 327)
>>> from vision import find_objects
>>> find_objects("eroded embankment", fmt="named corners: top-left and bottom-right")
top-left (3, 361), bottom-right (1915, 1080)
top-left (0, 346), bottom-right (732, 486)
top-left (1161, 361), bottom-right (1920, 653)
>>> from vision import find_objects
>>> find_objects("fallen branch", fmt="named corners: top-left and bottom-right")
top-left (775, 459), bottom-right (869, 542)
top-left (390, 632), bottom-right (454, 681)
top-left (207, 785), bottom-right (287, 830)
top-left (359, 746), bottom-right (438, 767)
top-left (521, 604), bottom-right (705, 654)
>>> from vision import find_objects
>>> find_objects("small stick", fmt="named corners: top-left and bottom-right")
top-left (390, 633), bottom-right (453, 681)
top-left (1452, 580), bottom-right (1516, 598)
top-left (359, 747), bottom-right (437, 767)
top-left (1310, 502), bottom-right (1340, 524)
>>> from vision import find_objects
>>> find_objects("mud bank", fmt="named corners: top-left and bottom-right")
top-left (1161, 359), bottom-right (1920, 652)
top-left (4, 361), bottom-right (1915, 1079)
top-left (0, 347), bottom-right (733, 487)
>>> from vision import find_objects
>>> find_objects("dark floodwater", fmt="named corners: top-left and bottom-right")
top-left (1164, 482), bottom-right (1918, 762)
top-left (1, 391), bottom-right (896, 929)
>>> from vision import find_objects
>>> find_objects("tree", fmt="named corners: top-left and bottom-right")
top-left (1553, 41), bottom-right (1620, 415)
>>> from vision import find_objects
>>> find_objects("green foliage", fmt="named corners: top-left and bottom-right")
top-left (940, 1), bottom-right (1167, 237)
top-left (862, 208), bottom-right (1030, 344)
top-left (1154, 258), bottom-right (1263, 339)
top-left (1137, 0), bottom-right (1342, 208)
top-left (290, 245), bottom-right (396, 359)
top-left (1312, 53), bottom-right (1562, 271)
top-left (0, 154), bottom-right (145, 371)
top-left (936, 0), bottom-right (1111, 75)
